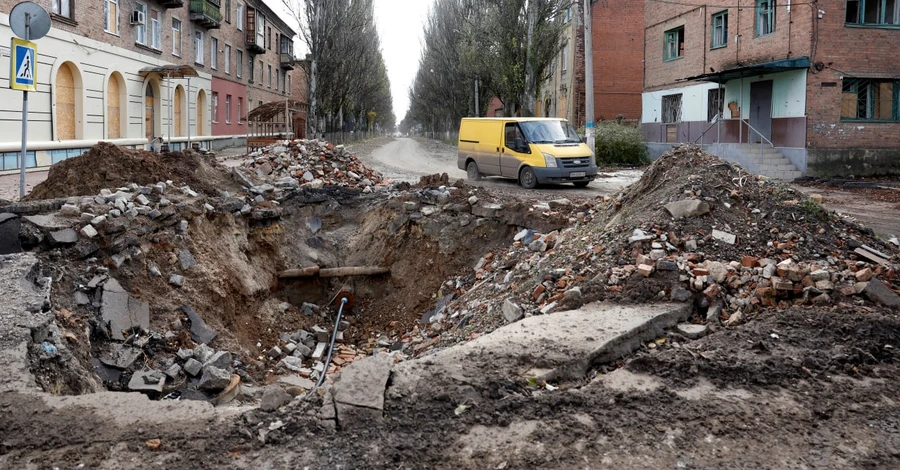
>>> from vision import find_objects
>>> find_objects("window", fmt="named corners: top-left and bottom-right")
top-left (267, 27), bottom-right (271, 50)
top-left (52, 0), bottom-right (73, 20)
top-left (172, 19), bottom-right (182, 56)
top-left (561, 43), bottom-right (568, 74)
top-left (757, 0), bottom-right (776, 36)
top-left (268, 64), bottom-right (272, 87)
top-left (503, 123), bottom-right (525, 151)
top-left (105, 0), bottom-right (118, 34)
top-left (259, 60), bottom-right (263, 83)
top-left (662, 94), bottom-right (683, 123)
top-left (841, 78), bottom-right (899, 121)
top-left (712, 11), bottom-right (728, 48)
top-left (846, 0), bottom-right (900, 25)
top-left (195, 31), bottom-right (204, 64)
top-left (563, 7), bottom-right (572, 23)
top-left (237, 3), bottom-right (243, 30)
top-left (286, 75), bottom-right (291, 95)
top-left (225, 44), bottom-right (231, 74)
top-left (256, 14), bottom-right (266, 47)
top-left (150, 9), bottom-right (160, 49)
top-left (708, 88), bottom-right (725, 121)
top-left (665, 27), bottom-right (684, 60)
top-left (225, 0), bottom-right (231, 23)
top-left (238, 97), bottom-right (243, 123)
top-left (225, 95), bottom-right (231, 123)
top-left (134, 3), bottom-right (146, 43)
top-left (237, 50), bottom-right (243, 78)
top-left (210, 37), bottom-right (218, 69)
top-left (212, 92), bottom-right (219, 122)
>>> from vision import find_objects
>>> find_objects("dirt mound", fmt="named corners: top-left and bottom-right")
top-left (25, 142), bottom-right (234, 200)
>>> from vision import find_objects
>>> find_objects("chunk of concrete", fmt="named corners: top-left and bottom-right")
top-left (183, 358), bottom-right (203, 376)
top-left (181, 304), bottom-right (217, 344)
top-left (675, 323), bottom-right (709, 340)
top-left (178, 249), bottom-right (197, 271)
top-left (99, 344), bottom-right (143, 369)
top-left (664, 199), bottom-right (710, 219)
top-left (128, 370), bottom-right (166, 394)
top-left (279, 375), bottom-right (315, 390)
top-left (332, 353), bottom-right (395, 427)
top-left (101, 278), bottom-right (150, 341)
top-left (390, 302), bottom-right (690, 398)
top-left (50, 228), bottom-right (79, 245)
top-left (198, 366), bottom-right (232, 391)
top-left (864, 281), bottom-right (900, 308)
top-left (259, 386), bottom-right (292, 411)
top-left (203, 351), bottom-right (232, 371)
top-left (0, 214), bottom-right (22, 255)
top-left (502, 299), bottom-right (524, 323)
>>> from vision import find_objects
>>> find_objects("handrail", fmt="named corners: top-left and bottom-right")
top-left (693, 114), bottom-right (720, 143)
top-left (740, 118), bottom-right (775, 147)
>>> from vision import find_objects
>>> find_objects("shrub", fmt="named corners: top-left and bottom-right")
top-left (593, 121), bottom-right (650, 167)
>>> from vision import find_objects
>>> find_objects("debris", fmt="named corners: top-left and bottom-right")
top-left (711, 229), bottom-right (736, 245)
top-left (863, 281), bottom-right (900, 308)
top-left (502, 299), bottom-right (524, 323)
top-left (259, 386), bottom-right (292, 411)
top-left (664, 199), bottom-right (710, 219)
top-left (675, 323), bottom-right (709, 340)
top-left (100, 278), bottom-right (150, 341)
top-left (127, 369), bottom-right (166, 394)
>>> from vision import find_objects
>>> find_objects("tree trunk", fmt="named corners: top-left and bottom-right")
top-left (522, 0), bottom-right (538, 117)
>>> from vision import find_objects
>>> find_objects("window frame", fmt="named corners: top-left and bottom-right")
top-left (225, 0), bottom-right (232, 23)
top-left (237, 3), bottom-right (244, 30)
top-left (238, 97), bottom-right (243, 123)
top-left (210, 37), bottom-right (218, 69)
top-left (150, 8), bottom-right (161, 50)
top-left (225, 94), bottom-right (232, 124)
top-left (756, 0), bottom-right (776, 36)
top-left (711, 10), bottom-right (728, 49)
top-left (135, 3), bottom-right (147, 43)
top-left (664, 26), bottom-right (685, 61)
top-left (237, 49), bottom-right (243, 78)
top-left (105, 0), bottom-right (119, 35)
top-left (212, 91), bottom-right (219, 123)
top-left (195, 30), bottom-right (204, 65)
top-left (52, 0), bottom-right (74, 20)
top-left (225, 44), bottom-right (231, 74)
top-left (846, 0), bottom-right (900, 27)
top-left (172, 18), bottom-right (182, 56)
top-left (268, 64), bottom-right (272, 88)
top-left (708, 88), bottom-right (725, 122)
top-left (662, 93), bottom-right (683, 123)
top-left (840, 78), bottom-right (900, 122)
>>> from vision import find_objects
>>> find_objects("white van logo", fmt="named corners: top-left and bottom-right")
top-left (573, 160), bottom-right (581, 164)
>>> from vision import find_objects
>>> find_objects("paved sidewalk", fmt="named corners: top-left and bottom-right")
top-left (0, 171), bottom-right (48, 202)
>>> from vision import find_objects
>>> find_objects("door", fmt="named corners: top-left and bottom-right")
top-left (749, 80), bottom-right (773, 143)
top-left (475, 120), bottom-right (502, 176)
top-left (501, 122), bottom-right (527, 177)
top-left (144, 85), bottom-right (155, 141)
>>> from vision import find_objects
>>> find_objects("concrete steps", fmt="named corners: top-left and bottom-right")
top-left (736, 144), bottom-right (801, 181)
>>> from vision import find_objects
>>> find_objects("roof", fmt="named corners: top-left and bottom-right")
top-left (246, 99), bottom-right (308, 122)
top-left (460, 117), bottom-right (568, 122)
top-left (138, 64), bottom-right (200, 78)
top-left (684, 56), bottom-right (811, 83)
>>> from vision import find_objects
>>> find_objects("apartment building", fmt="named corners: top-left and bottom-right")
top-left (537, 0), bottom-right (644, 127)
top-left (0, 0), bottom-right (296, 174)
top-left (641, 0), bottom-right (900, 179)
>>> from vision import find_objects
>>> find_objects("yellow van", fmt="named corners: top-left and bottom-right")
top-left (457, 117), bottom-right (597, 188)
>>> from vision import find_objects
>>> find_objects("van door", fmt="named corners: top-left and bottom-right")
top-left (501, 122), bottom-right (528, 177)
top-left (475, 120), bottom-right (503, 176)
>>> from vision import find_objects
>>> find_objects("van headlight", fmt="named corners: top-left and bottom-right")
top-left (542, 152), bottom-right (558, 168)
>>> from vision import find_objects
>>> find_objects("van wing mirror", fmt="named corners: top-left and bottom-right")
top-left (514, 137), bottom-right (527, 153)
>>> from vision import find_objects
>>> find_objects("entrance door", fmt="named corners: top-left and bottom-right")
top-left (145, 85), bottom-right (155, 141)
top-left (749, 80), bottom-right (773, 143)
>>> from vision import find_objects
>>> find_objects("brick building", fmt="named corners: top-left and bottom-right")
top-left (641, 0), bottom-right (900, 179)
top-left (537, 0), bottom-right (644, 127)
top-left (0, 0), bottom-right (298, 174)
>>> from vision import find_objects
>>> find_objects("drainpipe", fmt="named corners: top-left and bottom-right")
top-left (187, 77), bottom-right (192, 149)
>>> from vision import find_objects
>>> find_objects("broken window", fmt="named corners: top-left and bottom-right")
top-left (712, 11), bottom-right (728, 48)
top-left (708, 88), bottom-right (724, 121)
top-left (841, 78), bottom-right (899, 121)
top-left (846, 0), bottom-right (900, 25)
top-left (664, 27), bottom-right (684, 61)
top-left (756, 0), bottom-right (775, 36)
top-left (662, 94), bottom-right (683, 123)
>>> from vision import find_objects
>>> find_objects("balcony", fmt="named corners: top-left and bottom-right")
top-left (189, 0), bottom-right (221, 29)
top-left (159, 0), bottom-right (184, 7)
top-left (280, 53), bottom-right (294, 70)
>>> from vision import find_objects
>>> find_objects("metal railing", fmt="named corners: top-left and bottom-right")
top-left (189, 0), bottom-right (222, 23)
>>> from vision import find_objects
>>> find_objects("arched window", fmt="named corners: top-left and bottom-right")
top-left (196, 89), bottom-right (207, 136)
top-left (107, 73), bottom-right (127, 139)
top-left (56, 63), bottom-right (79, 140)
top-left (174, 85), bottom-right (185, 136)
top-left (145, 83), bottom-right (155, 141)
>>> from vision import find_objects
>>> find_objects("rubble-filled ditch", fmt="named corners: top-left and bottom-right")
top-left (0, 139), bottom-right (584, 405)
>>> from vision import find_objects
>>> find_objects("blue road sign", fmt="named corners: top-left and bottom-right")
top-left (10, 38), bottom-right (37, 91)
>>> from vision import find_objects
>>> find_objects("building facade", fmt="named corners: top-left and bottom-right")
top-left (641, 0), bottom-right (900, 178)
top-left (0, 0), bottom-right (296, 175)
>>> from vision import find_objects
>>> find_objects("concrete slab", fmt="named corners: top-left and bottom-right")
top-left (101, 278), bottom-right (150, 341)
top-left (389, 302), bottom-right (689, 398)
top-left (127, 369), bottom-right (166, 394)
top-left (0, 253), bottom-right (52, 393)
top-left (330, 353), bottom-right (394, 428)
top-left (0, 214), bottom-right (22, 255)
top-left (98, 344), bottom-right (143, 369)
top-left (181, 304), bottom-right (217, 344)
top-left (22, 214), bottom-right (70, 230)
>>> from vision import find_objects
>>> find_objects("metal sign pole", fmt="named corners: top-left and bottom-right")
top-left (19, 13), bottom-right (30, 198)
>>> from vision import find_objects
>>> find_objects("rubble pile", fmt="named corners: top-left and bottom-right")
top-left (239, 139), bottom-right (384, 193)
top-left (394, 145), bottom-right (900, 356)
top-left (264, 321), bottom-right (371, 383)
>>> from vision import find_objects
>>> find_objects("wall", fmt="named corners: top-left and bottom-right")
top-left (593, 0), bottom-right (644, 120)
top-left (211, 76), bottom-right (247, 136)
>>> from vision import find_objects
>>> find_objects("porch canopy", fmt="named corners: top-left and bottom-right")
top-left (139, 65), bottom-right (200, 148)
top-left (685, 56), bottom-right (811, 83)
top-left (245, 99), bottom-right (309, 151)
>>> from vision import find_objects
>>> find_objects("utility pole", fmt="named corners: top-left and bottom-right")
top-left (583, 0), bottom-right (595, 152)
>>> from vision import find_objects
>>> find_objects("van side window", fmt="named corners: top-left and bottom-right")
top-left (504, 123), bottom-right (525, 152)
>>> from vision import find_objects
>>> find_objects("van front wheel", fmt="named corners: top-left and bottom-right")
top-left (466, 161), bottom-right (481, 181)
top-left (519, 167), bottom-right (538, 189)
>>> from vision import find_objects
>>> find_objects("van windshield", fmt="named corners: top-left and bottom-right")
top-left (519, 120), bottom-right (582, 144)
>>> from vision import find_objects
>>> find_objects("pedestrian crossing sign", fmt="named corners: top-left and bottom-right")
top-left (10, 38), bottom-right (37, 92)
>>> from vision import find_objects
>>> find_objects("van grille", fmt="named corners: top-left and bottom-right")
top-left (560, 157), bottom-right (592, 169)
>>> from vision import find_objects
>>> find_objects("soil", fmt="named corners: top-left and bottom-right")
top-left (24, 142), bottom-right (238, 200)
top-left (793, 179), bottom-right (900, 238)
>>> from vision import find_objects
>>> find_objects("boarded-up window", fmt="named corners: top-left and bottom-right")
top-left (107, 75), bottom-right (120, 139)
top-left (175, 87), bottom-right (184, 136)
top-left (57, 64), bottom-right (76, 140)
top-left (841, 78), bottom-right (899, 121)
top-left (662, 94), bottom-right (682, 123)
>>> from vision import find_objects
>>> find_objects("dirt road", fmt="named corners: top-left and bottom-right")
top-left (349, 137), bottom-right (642, 198)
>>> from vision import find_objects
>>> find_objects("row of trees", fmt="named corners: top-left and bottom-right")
top-left (401, 0), bottom-right (570, 135)
top-left (289, 0), bottom-right (396, 136)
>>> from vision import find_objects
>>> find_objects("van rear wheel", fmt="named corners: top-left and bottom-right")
top-left (466, 161), bottom-right (481, 181)
top-left (519, 167), bottom-right (538, 189)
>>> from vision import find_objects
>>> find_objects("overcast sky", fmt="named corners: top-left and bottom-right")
top-left (282, 0), bottom-right (432, 124)
top-left (373, 0), bottom-right (433, 123)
